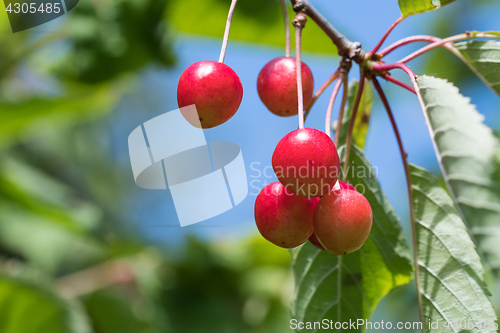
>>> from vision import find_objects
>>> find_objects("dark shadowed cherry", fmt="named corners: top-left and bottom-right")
top-left (313, 188), bottom-right (373, 255)
top-left (308, 232), bottom-right (325, 250)
top-left (177, 61), bottom-right (243, 129)
top-left (257, 57), bottom-right (314, 117)
top-left (254, 182), bottom-right (317, 249)
top-left (272, 128), bottom-right (340, 197)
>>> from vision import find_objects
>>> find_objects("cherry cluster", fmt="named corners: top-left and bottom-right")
top-left (175, 0), bottom-right (373, 255)
top-left (253, 58), bottom-right (372, 254)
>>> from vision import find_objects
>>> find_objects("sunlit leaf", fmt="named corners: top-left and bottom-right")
top-left (398, 0), bottom-right (457, 18)
top-left (454, 40), bottom-right (500, 97)
top-left (167, 0), bottom-right (337, 54)
top-left (291, 146), bottom-right (412, 332)
top-left (410, 165), bottom-right (497, 332)
top-left (415, 75), bottom-right (500, 278)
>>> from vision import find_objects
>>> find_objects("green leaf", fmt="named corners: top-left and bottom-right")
top-left (0, 156), bottom-right (101, 233)
top-left (415, 75), bottom-right (500, 278)
top-left (84, 289), bottom-right (169, 333)
top-left (0, 85), bottom-right (118, 150)
top-left (410, 165), bottom-right (497, 332)
top-left (167, 0), bottom-right (337, 54)
top-left (53, 0), bottom-right (175, 83)
top-left (0, 276), bottom-right (91, 333)
top-left (336, 79), bottom-right (373, 150)
top-left (291, 146), bottom-right (412, 331)
top-left (454, 40), bottom-right (500, 97)
top-left (0, 203), bottom-right (103, 273)
top-left (398, 0), bottom-right (457, 18)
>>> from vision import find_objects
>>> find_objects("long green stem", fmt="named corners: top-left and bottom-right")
top-left (372, 77), bottom-right (425, 330)
top-left (343, 69), bottom-right (365, 176)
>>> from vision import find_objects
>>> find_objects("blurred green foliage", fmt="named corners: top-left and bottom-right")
top-left (0, 0), bottom-right (295, 331)
top-left (0, 0), bottom-right (499, 332)
top-left (167, 0), bottom-right (337, 54)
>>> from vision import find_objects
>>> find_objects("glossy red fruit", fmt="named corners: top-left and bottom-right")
top-left (272, 128), bottom-right (340, 198)
top-left (308, 232), bottom-right (325, 250)
top-left (339, 180), bottom-right (356, 191)
top-left (257, 57), bottom-right (314, 117)
top-left (313, 188), bottom-right (373, 255)
top-left (254, 182), bottom-right (317, 248)
top-left (177, 60), bottom-right (243, 129)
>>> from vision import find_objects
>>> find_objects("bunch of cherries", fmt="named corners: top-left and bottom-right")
top-left (175, 0), bottom-right (373, 255)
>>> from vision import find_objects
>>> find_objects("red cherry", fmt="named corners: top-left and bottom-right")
top-left (254, 182), bottom-right (317, 248)
top-left (272, 128), bottom-right (340, 197)
top-left (257, 57), bottom-right (314, 117)
top-left (308, 232), bottom-right (325, 250)
top-left (313, 188), bottom-right (373, 255)
top-left (339, 180), bottom-right (356, 191)
top-left (177, 61), bottom-right (243, 129)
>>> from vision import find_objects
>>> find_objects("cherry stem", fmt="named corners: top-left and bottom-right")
top-left (334, 71), bottom-right (349, 148)
top-left (293, 14), bottom-right (307, 129)
top-left (377, 36), bottom-right (488, 90)
top-left (218, 0), bottom-right (238, 63)
top-left (279, 0), bottom-right (291, 57)
top-left (343, 68), bottom-right (365, 176)
top-left (304, 70), bottom-right (339, 122)
top-left (381, 74), bottom-right (416, 94)
top-left (371, 62), bottom-right (417, 81)
top-left (398, 31), bottom-right (500, 64)
top-left (325, 78), bottom-right (343, 138)
top-left (379, 35), bottom-right (440, 56)
top-left (367, 16), bottom-right (404, 58)
top-left (372, 76), bottom-right (425, 328)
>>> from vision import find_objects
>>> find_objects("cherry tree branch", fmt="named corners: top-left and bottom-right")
top-left (288, 0), bottom-right (365, 63)
top-left (372, 77), bottom-right (425, 328)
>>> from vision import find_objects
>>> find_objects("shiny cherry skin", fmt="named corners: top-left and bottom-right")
top-left (272, 128), bottom-right (340, 198)
top-left (177, 61), bottom-right (243, 129)
top-left (254, 182), bottom-right (317, 248)
top-left (339, 180), bottom-right (356, 191)
top-left (257, 57), bottom-right (314, 117)
top-left (308, 182), bottom-right (354, 250)
top-left (313, 188), bottom-right (373, 255)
